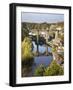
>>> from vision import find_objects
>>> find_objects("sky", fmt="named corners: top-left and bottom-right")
top-left (21, 12), bottom-right (64, 23)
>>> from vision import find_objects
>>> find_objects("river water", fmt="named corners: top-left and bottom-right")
top-left (22, 41), bottom-right (53, 77)
top-left (32, 41), bottom-right (52, 53)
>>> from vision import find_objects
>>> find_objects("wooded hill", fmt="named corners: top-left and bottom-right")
top-left (22, 22), bottom-right (64, 30)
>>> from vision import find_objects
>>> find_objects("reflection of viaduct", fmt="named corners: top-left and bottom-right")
top-left (28, 25), bottom-right (63, 56)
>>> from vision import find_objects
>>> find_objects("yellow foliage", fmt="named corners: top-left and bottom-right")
top-left (21, 37), bottom-right (33, 61)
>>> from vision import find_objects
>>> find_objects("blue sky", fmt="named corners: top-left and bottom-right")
top-left (21, 12), bottom-right (64, 23)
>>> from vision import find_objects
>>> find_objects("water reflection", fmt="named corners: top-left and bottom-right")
top-left (22, 41), bottom-right (53, 77)
top-left (32, 41), bottom-right (52, 53)
top-left (22, 56), bottom-right (53, 77)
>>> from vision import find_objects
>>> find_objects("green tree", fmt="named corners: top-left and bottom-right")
top-left (44, 60), bottom-right (64, 76)
top-left (21, 23), bottom-right (29, 41)
top-left (34, 64), bottom-right (45, 76)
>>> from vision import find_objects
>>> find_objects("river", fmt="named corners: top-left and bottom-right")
top-left (22, 41), bottom-right (53, 77)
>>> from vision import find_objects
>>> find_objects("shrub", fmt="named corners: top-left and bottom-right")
top-left (34, 64), bottom-right (45, 76)
top-left (44, 60), bottom-right (64, 76)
